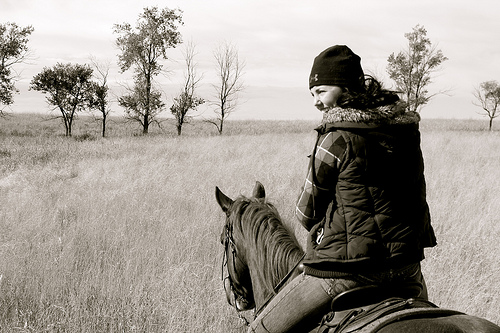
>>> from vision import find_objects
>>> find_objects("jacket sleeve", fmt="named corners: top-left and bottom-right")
top-left (295, 131), bottom-right (346, 231)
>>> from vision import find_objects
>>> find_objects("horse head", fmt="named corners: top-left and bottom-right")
top-left (216, 181), bottom-right (304, 316)
top-left (215, 182), bottom-right (266, 311)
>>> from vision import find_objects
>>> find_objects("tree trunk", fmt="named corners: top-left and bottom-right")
top-left (143, 72), bottom-right (151, 135)
top-left (68, 113), bottom-right (74, 137)
top-left (143, 114), bottom-right (149, 134)
top-left (177, 112), bottom-right (185, 136)
top-left (218, 119), bottom-right (223, 135)
top-left (63, 120), bottom-right (70, 137)
top-left (60, 107), bottom-right (70, 137)
top-left (102, 113), bottom-right (107, 137)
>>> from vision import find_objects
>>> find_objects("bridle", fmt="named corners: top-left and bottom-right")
top-left (220, 210), bottom-right (305, 324)
top-left (221, 216), bottom-right (255, 314)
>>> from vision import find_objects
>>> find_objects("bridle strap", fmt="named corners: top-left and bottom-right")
top-left (222, 222), bottom-right (252, 306)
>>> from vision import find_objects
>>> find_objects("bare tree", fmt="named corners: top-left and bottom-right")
top-left (114, 6), bottom-right (183, 134)
top-left (387, 25), bottom-right (448, 113)
top-left (207, 41), bottom-right (244, 134)
top-left (0, 22), bottom-right (34, 113)
top-left (88, 56), bottom-right (111, 137)
top-left (473, 81), bottom-right (500, 131)
top-left (170, 41), bottom-right (204, 135)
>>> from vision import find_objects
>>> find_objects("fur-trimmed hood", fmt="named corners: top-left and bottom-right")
top-left (319, 101), bottom-right (420, 128)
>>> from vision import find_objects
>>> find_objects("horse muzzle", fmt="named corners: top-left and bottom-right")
top-left (224, 277), bottom-right (236, 306)
top-left (224, 277), bottom-right (253, 311)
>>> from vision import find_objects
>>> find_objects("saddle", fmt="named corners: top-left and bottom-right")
top-left (315, 285), bottom-right (464, 333)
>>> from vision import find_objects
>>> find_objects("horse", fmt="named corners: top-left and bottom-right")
top-left (215, 181), bottom-right (500, 333)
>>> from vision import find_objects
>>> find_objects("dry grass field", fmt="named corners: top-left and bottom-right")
top-left (0, 113), bottom-right (499, 332)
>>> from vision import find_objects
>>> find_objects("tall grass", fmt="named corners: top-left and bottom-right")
top-left (422, 130), bottom-right (500, 322)
top-left (0, 114), bottom-right (499, 332)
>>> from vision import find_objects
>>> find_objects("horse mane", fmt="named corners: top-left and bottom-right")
top-left (229, 196), bottom-right (304, 295)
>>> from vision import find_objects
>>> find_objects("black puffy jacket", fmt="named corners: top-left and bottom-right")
top-left (295, 103), bottom-right (437, 277)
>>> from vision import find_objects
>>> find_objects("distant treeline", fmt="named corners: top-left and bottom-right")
top-left (0, 113), bottom-right (496, 141)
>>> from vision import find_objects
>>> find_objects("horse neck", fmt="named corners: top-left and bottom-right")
top-left (236, 201), bottom-right (304, 310)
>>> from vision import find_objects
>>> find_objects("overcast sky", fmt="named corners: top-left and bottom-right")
top-left (2, 0), bottom-right (500, 121)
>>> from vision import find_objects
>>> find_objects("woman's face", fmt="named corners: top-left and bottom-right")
top-left (310, 85), bottom-right (343, 112)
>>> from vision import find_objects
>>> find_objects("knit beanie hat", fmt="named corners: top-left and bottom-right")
top-left (309, 45), bottom-right (365, 91)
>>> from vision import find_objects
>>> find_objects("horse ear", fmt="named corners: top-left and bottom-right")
top-left (253, 181), bottom-right (266, 200)
top-left (215, 186), bottom-right (234, 213)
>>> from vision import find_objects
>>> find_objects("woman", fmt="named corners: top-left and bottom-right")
top-left (248, 45), bottom-right (436, 333)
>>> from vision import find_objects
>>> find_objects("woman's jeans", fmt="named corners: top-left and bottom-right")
top-left (248, 263), bottom-right (426, 333)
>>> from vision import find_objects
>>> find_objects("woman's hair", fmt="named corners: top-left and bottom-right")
top-left (337, 75), bottom-right (400, 110)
